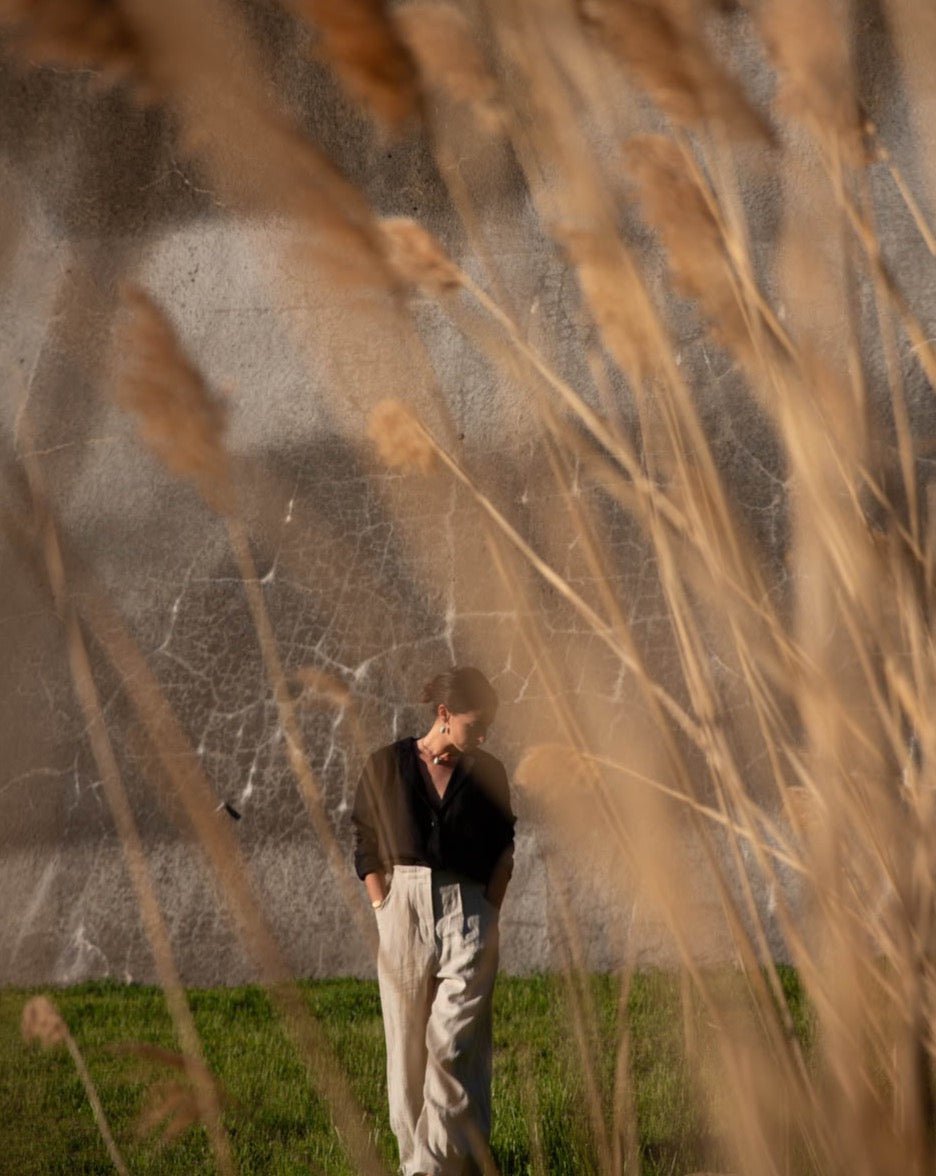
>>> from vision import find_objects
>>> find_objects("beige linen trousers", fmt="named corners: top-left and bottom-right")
top-left (376, 865), bottom-right (500, 1176)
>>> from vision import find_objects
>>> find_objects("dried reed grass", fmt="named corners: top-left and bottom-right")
top-left (225, 514), bottom-right (380, 955)
top-left (136, 1079), bottom-right (202, 1143)
top-left (97, 0), bottom-right (398, 291)
top-left (760, 0), bottom-right (863, 160)
top-left (120, 1044), bottom-right (226, 1146)
top-left (21, 994), bottom-right (68, 1047)
top-left (114, 282), bottom-right (382, 967)
top-left (578, 0), bottom-right (770, 139)
top-left (111, 285), bottom-right (420, 1175)
top-left (380, 216), bottom-right (463, 296)
top-left (115, 286), bottom-right (232, 513)
top-left (77, 582), bottom-right (390, 1176)
top-left (367, 396), bottom-right (438, 473)
top-left (396, 1), bottom-right (501, 130)
top-left (622, 134), bottom-right (753, 367)
top-left (865, 116), bottom-right (936, 259)
top-left (14, 410), bottom-right (235, 1172)
top-left (285, 0), bottom-right (420, 129)
top-left (11, 0), bottom-right (936, 1172)
top-left (556, 225), bottom-right (664, 386)
top-left (22, 996), bottom-right (130, 1176)
top-left (291, 665), bottom-right (353, 709)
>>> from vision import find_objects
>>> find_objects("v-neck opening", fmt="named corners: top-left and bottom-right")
top-left (408, 737), bottom-right (473, 812)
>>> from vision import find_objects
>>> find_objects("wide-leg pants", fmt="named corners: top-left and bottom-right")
top-left (375, 865), bottom-right (500, 1176)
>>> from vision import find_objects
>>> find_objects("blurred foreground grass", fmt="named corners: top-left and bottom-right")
top-left (0, 971), bottom-right (811, 1175)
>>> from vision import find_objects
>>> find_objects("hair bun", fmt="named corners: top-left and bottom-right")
top-left (419, 667), bottom-right (498, 721)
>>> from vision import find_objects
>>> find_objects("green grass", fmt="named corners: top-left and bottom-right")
top-left (0, 971), bottom-right (811, 1175)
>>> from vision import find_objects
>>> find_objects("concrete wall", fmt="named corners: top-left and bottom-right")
top-left (1, 0), bottom-right (933, 984)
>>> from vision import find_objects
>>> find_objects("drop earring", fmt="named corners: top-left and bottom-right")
top-left (440, 724), bottom-right (448, 734)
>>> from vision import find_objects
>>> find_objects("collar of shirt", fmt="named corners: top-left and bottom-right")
top-left (404, 736), bottom-right (475, 811)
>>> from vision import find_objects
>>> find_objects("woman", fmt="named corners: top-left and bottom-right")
top-left (352, 667), bottom-right (515, 1176)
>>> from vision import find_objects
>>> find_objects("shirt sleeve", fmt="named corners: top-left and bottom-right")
top-left (491, 759), bottom-right (516, 877)
top-left (351, 753), bottom-right (383, 880)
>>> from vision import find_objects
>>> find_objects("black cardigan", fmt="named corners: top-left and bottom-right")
top-left (351, 738), bottom-right (515, 887)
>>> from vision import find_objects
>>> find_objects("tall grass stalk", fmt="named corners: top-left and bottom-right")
top-left (15, 418), bottom-right (235, 1175)
top-left (21, 995), bottom-right (130, 1176)
top-left (78, 585), bottom-right (392, 1176)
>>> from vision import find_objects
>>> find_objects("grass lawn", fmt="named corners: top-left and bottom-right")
top-left (0, 971), bottom-right (809, 1175)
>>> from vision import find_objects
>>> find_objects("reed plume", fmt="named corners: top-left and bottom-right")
top-left (115, 285), bottom-right (232, 513)
top-left (76, 583), bottom-right (389, 1176)
top-left (556, 226), bottom-right (662, 385)
top-left (283, 0), bottom-right (420, 128)
top-left (114, 276), bottom-right (381, 1000)
top-left (22, 996), bottom-right (130, 1176)
top-left (396, 2), bottom-right (501, 129)
top-left (368, 398), bottom-right (438, 473)
top-left (578, 0), bottom-right (770, 139)
top-left (622, 134), bottom-right (753, 368)
top-left (380, 216), bottom-right (463, 296)
top-left (15, 410), bottom-right (234, 1176)
top-left (21, 994), bottom-right (68, 1047)
top-left (114, 269), bottom-right (386, 1017)
top-left (760, 0), bottom-right (863, 160)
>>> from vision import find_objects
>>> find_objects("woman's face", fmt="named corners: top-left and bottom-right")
top-left (442, 708), bottom-right (490, 752)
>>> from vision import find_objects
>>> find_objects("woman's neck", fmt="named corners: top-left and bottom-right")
top-left (417, 726), bottom-right (457, 765)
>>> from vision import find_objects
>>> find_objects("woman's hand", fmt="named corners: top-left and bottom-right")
top-left (484, 850), bottom-right (512, 910)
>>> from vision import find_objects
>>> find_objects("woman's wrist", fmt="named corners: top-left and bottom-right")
top-left (364, 871), bottom-right (387, 908)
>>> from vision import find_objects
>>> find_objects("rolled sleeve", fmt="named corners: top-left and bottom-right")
top-left (351, 757), bottom-right (383, 880)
